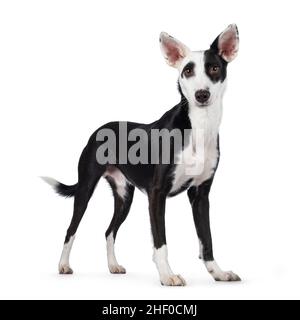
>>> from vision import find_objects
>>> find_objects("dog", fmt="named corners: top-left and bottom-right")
top-left (43, 24), bottom-right (240, 286)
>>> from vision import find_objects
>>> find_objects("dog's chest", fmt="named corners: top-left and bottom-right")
top-left (170, 106), bottom-right (221, 193)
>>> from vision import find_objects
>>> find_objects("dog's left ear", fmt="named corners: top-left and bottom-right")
top-left (210, 24), bottom-right (239, 62)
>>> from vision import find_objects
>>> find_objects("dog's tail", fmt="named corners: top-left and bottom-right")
top-left (41, 176), bottom-right (77, 198)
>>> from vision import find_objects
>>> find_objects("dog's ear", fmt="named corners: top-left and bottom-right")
top-left (210, 24), bottom-right (239, 62)
top-left (159, 32), bottom-right (190, 68)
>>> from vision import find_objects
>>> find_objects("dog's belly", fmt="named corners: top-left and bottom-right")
top-left (170, 138), bottom-right (219, 194)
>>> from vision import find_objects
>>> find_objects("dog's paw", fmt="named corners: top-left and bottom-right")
top-left (109, 264), bottom-right (126, 274)
top-left (160, 274), bottom-right (186, 286)
top-left (213, 271), bottom-right (241, 282)
top-left (59, 265), bottom-right (73, 275)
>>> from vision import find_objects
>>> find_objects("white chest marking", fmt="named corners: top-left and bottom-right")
top-left (170, 102), bottom-right (222, 193)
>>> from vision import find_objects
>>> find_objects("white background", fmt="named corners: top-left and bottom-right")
top-left (0, 0), bottom-right (299, 300)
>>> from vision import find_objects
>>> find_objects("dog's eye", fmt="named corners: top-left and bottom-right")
top-left (209, 66), bottom-right (220, 75)
top-left (183, 68), bottom-right (194, 77)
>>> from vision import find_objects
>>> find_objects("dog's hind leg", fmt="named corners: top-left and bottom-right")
top-left (104, 168), bottom-right (135, 274)
top-left (59, 175), bottom-right (102, 274)
top-left (59, 149), bottom-right (105, 274)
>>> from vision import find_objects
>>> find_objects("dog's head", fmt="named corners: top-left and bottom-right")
top-left (160, 24), bottom-right (239, 107)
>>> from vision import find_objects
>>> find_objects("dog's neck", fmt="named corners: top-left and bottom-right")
top-left (186, 97), bottom-right (223, 141)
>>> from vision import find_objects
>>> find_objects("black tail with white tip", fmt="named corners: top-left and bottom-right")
top-left (41, 176), bottom-right (77, 198)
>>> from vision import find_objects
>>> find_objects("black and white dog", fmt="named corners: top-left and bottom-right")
top-left (43, 24), bottom-right (240, 286)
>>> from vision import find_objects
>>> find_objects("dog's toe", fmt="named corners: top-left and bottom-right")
top-left (214, 271), bottom-right (241, 282)
top-left (109, 264), bottom-right (126, 274)
top-left (161, 274), bottom-right (186, 286)
top-left (59, 265), bottom-right (73, 275)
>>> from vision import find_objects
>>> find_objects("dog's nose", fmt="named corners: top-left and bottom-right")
top-left (195, 90), bottom-right (210, 103)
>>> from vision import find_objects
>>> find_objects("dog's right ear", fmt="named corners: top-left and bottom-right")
top-left (159, 32), bottom-right (190, 68)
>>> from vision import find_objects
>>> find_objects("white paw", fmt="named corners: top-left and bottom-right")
top-left (160, 274), bottom-right (186, 286)
top-left (109, 264), bottom-right (126, 274)
top-left (59, 264), bottom-right (73, 275)
top-left (213, 271), bottom-right (241, 282)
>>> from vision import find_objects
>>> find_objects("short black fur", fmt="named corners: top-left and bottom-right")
top-left (204, 49), bottom-right (228, 83)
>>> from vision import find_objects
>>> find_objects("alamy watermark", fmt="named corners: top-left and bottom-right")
top-left (96, 122), bottom-right (206, 175)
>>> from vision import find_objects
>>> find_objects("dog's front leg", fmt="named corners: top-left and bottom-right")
top-left (188, 180), bottom-right (241, 282)
top-left (148, 188), bottom-right (186, 286)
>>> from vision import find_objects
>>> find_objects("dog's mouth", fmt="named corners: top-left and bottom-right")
top-left (196, 101), bottom-right (211, 108)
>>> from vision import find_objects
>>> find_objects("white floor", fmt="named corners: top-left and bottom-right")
top-left (1, 178), bottom-right (299, 300)
top-left (1, 255), bottom-right (298, 300)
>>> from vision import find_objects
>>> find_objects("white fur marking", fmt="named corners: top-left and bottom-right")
top-left (170, 102), bottom-right (221, 193)
top-left (205, 260), bottom-right (241, 281)
top-left (171, 52), bottom-right (225, 193)
top-left (41, 176), bottom-right (58, 188)
top-left (106, 232), bottom-right (126, 274)
top-left (59, 235), bottom-right (75, 274)
top-left (104, 169), bottom-right (128, 199)
top-left (153, 245), bottom-right (186, 286)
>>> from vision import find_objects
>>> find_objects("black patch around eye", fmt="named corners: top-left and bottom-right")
top-left (204, 50), bottom-right (227, 83)
top-left (181, 62), bottom-right (195, 78)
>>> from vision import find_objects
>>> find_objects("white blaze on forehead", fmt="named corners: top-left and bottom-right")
top-left (192, 52), bottom-right (208, 89)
